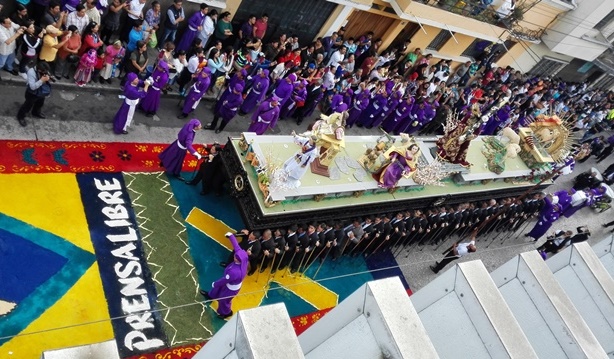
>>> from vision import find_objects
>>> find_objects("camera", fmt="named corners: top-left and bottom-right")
top-left (40, 71), bottom-right (57, 83)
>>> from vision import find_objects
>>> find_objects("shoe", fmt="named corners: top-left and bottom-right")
top-left (107, 78), bottom-right (113, 84)
top-left (247, 270), bottom-right (256, 276)
top-left (199, 289), bottom-right (211, 300)
top-left (259, 267), bottom-right (266, 273)
top-left (429, 265), bottom-right (438, 274)
top-left (8, 69), bottom-right (18, 76)
top-left (603, 224), bottom-right (609, 228)
top-left (217, 310), bottom-right (233, 319)
top-left (177, 113), bottom-right (188, 119)
top-left (290, 268), bottom-right (297, 274)
top-left (18, 118), bottom-right (27, 127)
top-left (219, 261), bottom-right (228, 267)
top-left (215, 129), bottom-right (221, 134)
top-left (186, 179), bottom-right (197, 185)
top-left (63, 75), bottom-right (69, 79)
top-left (121, 130), bottom-right (128, 134)
top-left (99, 77), bottom-right (105, 84)
top-left (271, 269), bottom-right (277, 274)
top-left (32, 113), bottom-right (46, 119)
top-left (174, 175), bottom-right (186, 181)
top-left (145, 112), bottom-right (154, 117)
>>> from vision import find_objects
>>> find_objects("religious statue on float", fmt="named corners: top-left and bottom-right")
top-left (437, 100), bottom-right (507, 167)
top-left (436, 104), bottom-right (486, 167)
top-left (309, 112), bottom-right (347, 176)
top-left (282, 132), bottom-right (319, 188)
top-left (373, 143), bottom-right (421, 189)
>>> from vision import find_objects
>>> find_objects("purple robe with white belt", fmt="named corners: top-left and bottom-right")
top-left (158, 119), bottom-right (200, 176)
top-left (217, 92), bottom-right (244, 123)
top-left (527, 197), bottom-right (560, 240)
top-left (140, 68), bottom-right (169, 113)
top-left (182, 73), bottom-right (211, 114)
top-left (240, 75), bottom-right (270, 113)
top-left (382, 99), bottom-right (413, 134)
top-left (280, 86), bottom-right (307, 119)
top-left (248, 101), bottom-right (280, 135)
top-left (358, 93), bottom-right (387, 127)
top-left (346, 90), bottom-right (370, 127)
top-left (113, 81), bottom-right (147, 134)
top-left (373, 94), bottom-right (400, 128)
top-left (176, 12), bottom-right (205, 53)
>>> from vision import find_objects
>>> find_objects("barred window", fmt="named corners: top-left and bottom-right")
top-left (529, 57), bottom-right (569, 77)
top-left (426, 30), bottom-right (453, 51)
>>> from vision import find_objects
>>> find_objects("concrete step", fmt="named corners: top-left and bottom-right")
top-left (491, 250), bottom-right (606, 358)
top-left (410, 260), bottom-right (537, 358)
top-left (547, 242), bottom-right (614, 356)
top-left (593, 235), bottom-right (614, 278)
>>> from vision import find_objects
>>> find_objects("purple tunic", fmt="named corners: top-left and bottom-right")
top-left (373, 94), bottom-right (400, 128)
top-left (182, 70), bottom-right (211, 114)
top-left (400, 104), bottom-right (427, 134)
top-left (358, 93), bottom-right (387, 127)
top-left (482, 106), bottom-right (511, 135)
top-left (112, 76), bottom-right (147, 134)
top-left (329, 94), bottom-right (347, 113)
top-left (346, 91), bottom-right (370, 127)
top-left (158, 119), bottom-right (200, 176)
top-left (217, 92), bottom-right (244, 122)
top-left (240, 75), bottom-right (270, 113)
top-left (527, 197), bottom-right (560, 240)
top-left (215, 74), bottom-right (246, 113)
top-left (271, 78), bottom-right (294, 107)
top-left (208, 234), bottom-right (248, 316)
top-left (140, 68), bottom-right (169, 114)
top-left (382, 98), bottom-right (413, 134)
top-left (248, 101), bottom-right (280, 135)
top-left (176, 11), bottom-right (205, 53)
top-left (280, 85), bottom-right (307, 119)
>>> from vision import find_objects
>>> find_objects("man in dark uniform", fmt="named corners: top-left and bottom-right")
top-left (221, 229), bottom-right (261, 275)
top-left (259, 229), bottom-right (276, 273)
top-left (280, 225), bottom-right (298, 270)
top-left (270, 228), bottom-right (287, 273)
top-left (290, 224), bottom-right (310, 273)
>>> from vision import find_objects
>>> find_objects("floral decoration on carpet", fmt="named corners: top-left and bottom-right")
top-left (0, 140), bottom-right (207, 174)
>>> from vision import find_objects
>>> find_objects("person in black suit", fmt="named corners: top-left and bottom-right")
top-left (221, 229), bottom-right (262, 275)
top-left (280, 225), bottom-right (298, 270)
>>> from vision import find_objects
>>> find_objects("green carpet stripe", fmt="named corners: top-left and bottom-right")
top-left (125, 172), bottom-right (213, 345)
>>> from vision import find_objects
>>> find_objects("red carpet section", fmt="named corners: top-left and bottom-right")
top-left (0, 140), bottom-right (205, 174)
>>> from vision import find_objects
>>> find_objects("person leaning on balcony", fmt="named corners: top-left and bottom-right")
top-left (495, 0), bottom-right (515, 19)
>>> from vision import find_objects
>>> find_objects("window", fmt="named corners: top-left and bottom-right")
top-left (529, 57), bottom-right (569, 77)
top-left (595, 10), bottom-right (614, 31)
top-left (592, 74), bottom-right (614, 91)
top-left (494, 40), bottom-right (517, 62)
top-left (426, 30), bottom-right (453, 51)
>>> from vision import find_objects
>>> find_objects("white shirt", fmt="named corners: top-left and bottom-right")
top-left (327, 50), bottom-right (344, 68)
top-left (456, 240), bottom-right (475, 257)
top-left (127, 0), bottom-right (145, 20)
top-left (187, 55), bottom-right (202, 73)
top-left (0, 21), bottom-right (20, 55)
top-left (66, 12), bottom-right (90, 34)
top-left (199, 16), bottom-right (215, 41)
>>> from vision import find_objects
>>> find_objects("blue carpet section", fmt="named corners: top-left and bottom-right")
top-left (0, 213), bottom-right (95, 346)
top-left (364, 249), bottom-right (411, 290)
top-left (0, 228), bottom-right (67, 303)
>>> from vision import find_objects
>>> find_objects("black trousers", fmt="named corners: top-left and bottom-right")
top-left (432, 250), bottom-right (459, 273)
top-left (17, 91), bottom-right (45, 120)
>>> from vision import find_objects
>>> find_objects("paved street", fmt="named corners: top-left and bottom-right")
top-left (1, 78), bottom-right (613, 292)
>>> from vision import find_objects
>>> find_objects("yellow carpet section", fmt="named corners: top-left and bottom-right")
top-left (186, 208), bottom-right (338, 312)
top-left (0, 174), bottom-right (113, 358)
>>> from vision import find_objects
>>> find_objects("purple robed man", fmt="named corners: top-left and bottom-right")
top-left (269, 73), bottom-right (296, 108)
top-left (248, 97), bottom-right (281, 135)
top-left (207, 83), bottom-right (245, 133)
top-left (215, 70), bottom-right (247, 113)
top-left (240, 69), bottom-right (270, 114)
top-left (280, 80), bottom-right (307, 119)
top-left (358, 92), bottom-right (387, 128)
top-left (176, 10), bottom-right (207, 53)
top-left (179, 68), bottom-right (211, 118)
top-left (373, 91), bottom-right (401, 128)
top-left (158, 119), bottom-right (202, 179)
top-left (482, 105), bottom-right (511, 135)
top-left (113, 73), bottom-right (148, 134)
top-left (328, 93), bottom-right (348, 114)
top-left (140, 61), bottom-right (169, 117)
top-left (200, 232), bottom-right (248, 319)
top-left (346, 90), bottom-right (370, 128)
top-left (526, 195), bottom-right (561, 241)
top-left (401, 100), bottom-right (427, 134)
top-left (382, 97), bottom-right (413, 134)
